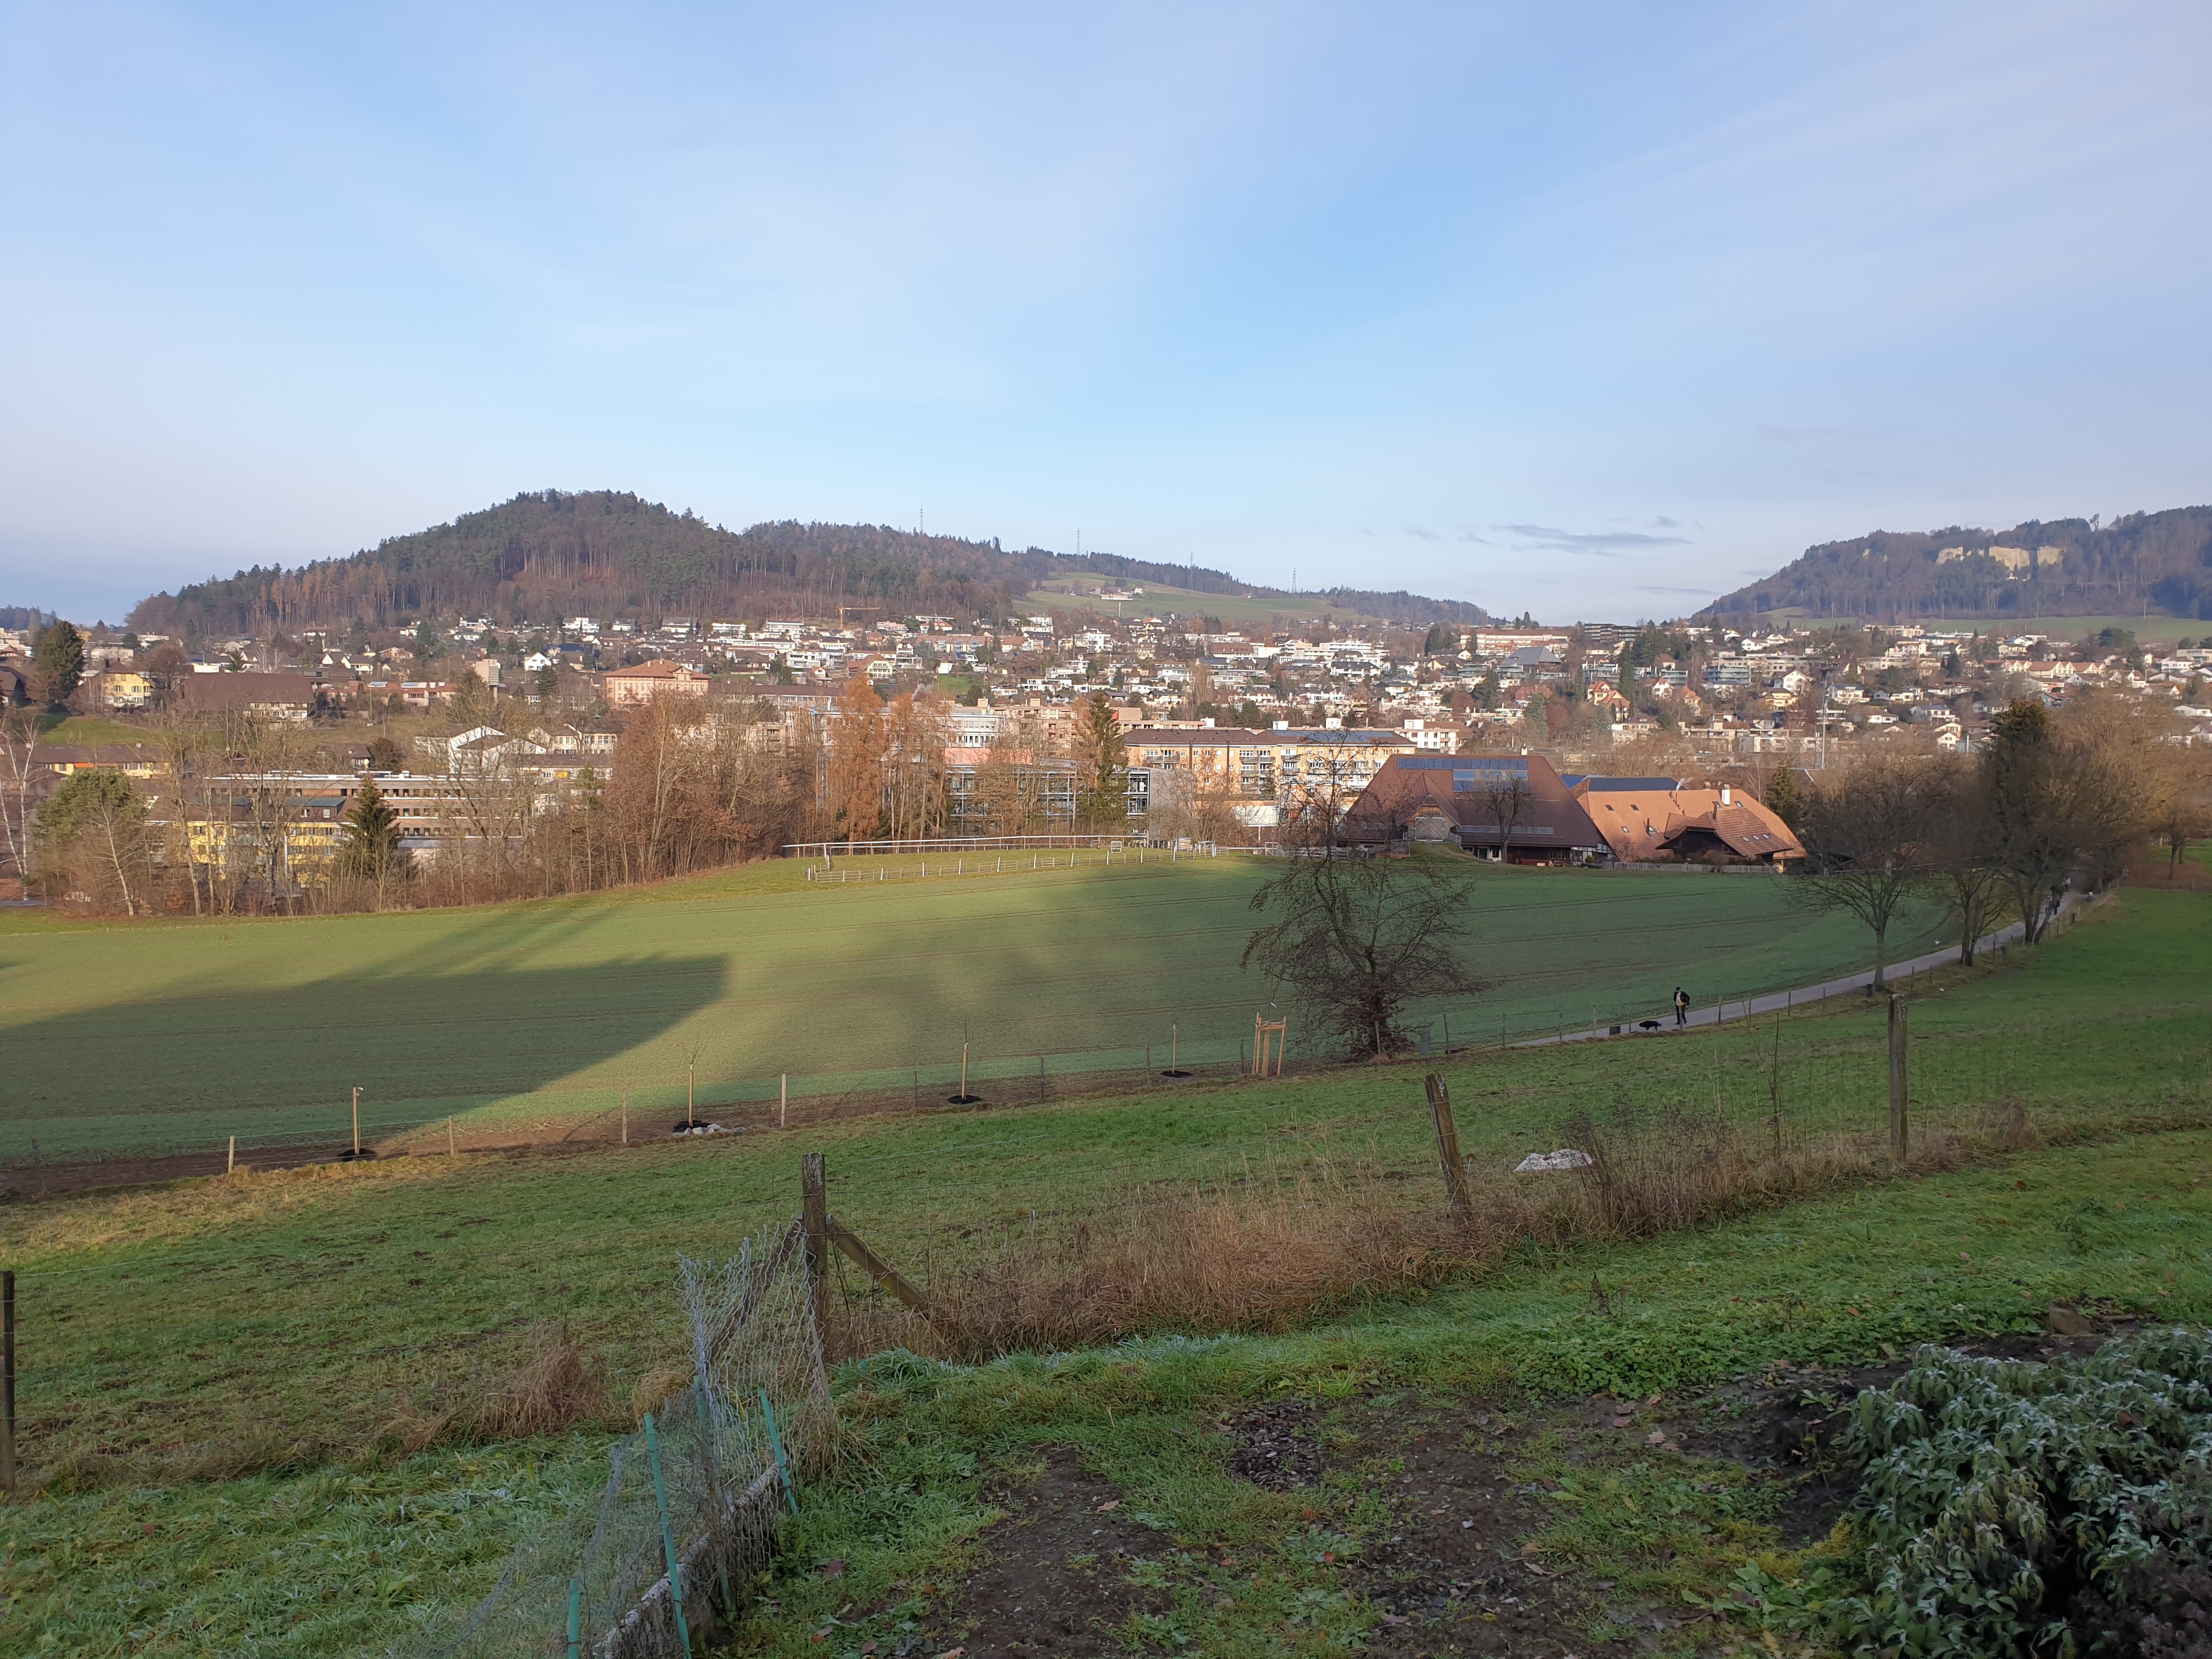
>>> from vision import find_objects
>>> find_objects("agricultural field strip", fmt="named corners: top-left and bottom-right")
top-left (0, 874), bottom-right (1911, 1042)
top-left (0, 862), bottom-right (1864, 1013)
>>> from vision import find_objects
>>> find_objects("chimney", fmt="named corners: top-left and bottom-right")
top-left (1721, 786), bottom-right (1732, 805)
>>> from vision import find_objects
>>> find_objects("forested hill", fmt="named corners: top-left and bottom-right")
top-left (1701, 505), bottom-right (2212, 624)
top-left (127, 490), bottom-right (1489, 636)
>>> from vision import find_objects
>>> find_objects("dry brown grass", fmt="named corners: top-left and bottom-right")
top-left (627, 1363), bottom-right (693, 1425)
top-left (834, 1106), bottom-right (2053, 1363)
top-left (366, 1323), bottom-right (616, 1460)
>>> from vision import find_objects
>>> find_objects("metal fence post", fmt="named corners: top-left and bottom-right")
top-left (760, 1388), bottom-right (798, 1514)
top-left (2, 1268), bottom-right (14, 1494)
top-left (800, 1154), bottom-right (830, 1349)
top-left (1888, 994), bottom-right (1909, 1162)
top-left (644, 1412), bottom-right (692, 1656)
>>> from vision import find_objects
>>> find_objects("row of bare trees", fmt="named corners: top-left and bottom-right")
top-left (3, 677), bottom-right (1144, 914)
top-left (1790, 694), bottom-right (2211, 983)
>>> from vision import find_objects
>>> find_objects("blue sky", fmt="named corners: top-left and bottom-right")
top-left (3, 2), bottom-right (2208, 625)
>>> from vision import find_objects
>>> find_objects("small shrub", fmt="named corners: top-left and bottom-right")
top-left (1834, 1329), bottom-right (2212, 1657)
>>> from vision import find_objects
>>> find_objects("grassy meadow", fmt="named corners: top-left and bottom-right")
top-left (0, 888), bottom-right (2204, 1653)
top-left (0, 854), bottom-right (1946, 1164)
top-left (1018, 580), bottom-right (1344, 626)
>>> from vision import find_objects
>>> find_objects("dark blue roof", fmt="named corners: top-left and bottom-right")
top-left (1582, 775), bottom-right (1679, 791)
top-left (1398, 755), bottom-right (1528, 772)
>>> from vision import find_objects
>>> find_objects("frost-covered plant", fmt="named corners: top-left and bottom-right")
top-left (1835, 1328), bottom-right (2212, 1657)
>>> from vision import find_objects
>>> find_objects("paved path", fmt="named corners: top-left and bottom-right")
top-left (1511, 889), bottom-right (2094, 1049)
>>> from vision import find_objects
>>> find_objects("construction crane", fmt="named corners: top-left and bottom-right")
top-left (837, 605), bottom-right (881, 628)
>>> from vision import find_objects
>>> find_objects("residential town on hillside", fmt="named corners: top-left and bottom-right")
top-left (4, 603), bottom-right (2208, 904)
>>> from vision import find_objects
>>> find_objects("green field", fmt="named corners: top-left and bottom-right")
top-left (1757, 610), bottom-right (2205, 645)
top-left (0, 856), bottom-right (1946, 1164)
top-left (0, 889), bottom-right (2203, 1655)
top-left (1020, 579), bottom-right (1351, 626)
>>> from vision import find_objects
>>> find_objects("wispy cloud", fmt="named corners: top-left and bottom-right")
top-left (1635, 583), bottom-right (1719, 595)
top-left (1403, 525), bottom-right (1441, 541)
top-left (1501, 522), bottom-right (1692, 555)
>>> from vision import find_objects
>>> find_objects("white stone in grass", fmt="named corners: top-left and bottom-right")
top-left (1513, 1148), bottom-right (1594, 1173)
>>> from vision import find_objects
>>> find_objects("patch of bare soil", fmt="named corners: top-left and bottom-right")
top-left (1309, 1393), bottom-right (1645, 1658)
top-left (1223, 1400), bottom-right (1325, 1490)
top-left (0, 1143), bottom-right (372, 1198)
top-left (899, 1446), bottom-right (1171, 1658)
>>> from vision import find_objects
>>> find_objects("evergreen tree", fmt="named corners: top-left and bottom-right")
top-left (1073, 690), bottom-right (1129, 830)
top-left (1764, 765), bottom-right (1803, 830)
top-left (337, 779), bottom-right (405, 884)
top-left (33, 620), bottom-right (85, 706)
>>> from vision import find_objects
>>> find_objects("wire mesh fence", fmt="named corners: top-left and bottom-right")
top-left (399, 1218), bottom-right (833, 1659)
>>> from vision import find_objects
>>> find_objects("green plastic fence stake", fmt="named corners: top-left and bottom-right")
top-left (760, 1388), bottom-right (798, 1514)
top-left (696, 1372), bottom-right (734, 1620)
top-left (566, 1574), bottom-right (582, 1659)
top-left (644, 1412), bottom-right (693, 1656)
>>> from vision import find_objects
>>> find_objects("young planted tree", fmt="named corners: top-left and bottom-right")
top-left (1241, 857), bottom-right (1483, 1058)
top-left (1790, 752), bottom-right (1948, 988)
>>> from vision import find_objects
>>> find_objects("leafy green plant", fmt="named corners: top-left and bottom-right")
top-left (1834, 1329), bottom-right (2212, 1656)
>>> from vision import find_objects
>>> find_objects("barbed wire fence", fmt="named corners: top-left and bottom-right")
top-left (399, 1217), bottom-right (835, 1659)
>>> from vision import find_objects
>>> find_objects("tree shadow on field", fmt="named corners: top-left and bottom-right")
top-left (0, 910), bottom-right (730, 1161)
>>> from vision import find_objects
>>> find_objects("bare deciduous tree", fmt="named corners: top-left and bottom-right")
top-left (1923, 761), bottom-right (2012, 965)
top-left (1790, 752), bottom-right (1949, 987)
top-left (1479, 774), bottom-right (1532, 863)
top-left (1242, 857), bottom-right (1484, 1058)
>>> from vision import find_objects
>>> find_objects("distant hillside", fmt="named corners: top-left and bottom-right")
top-left (128, 490), bottom-right (1489, 637)
top-left (1702, 506), bottom-right (2212, 623)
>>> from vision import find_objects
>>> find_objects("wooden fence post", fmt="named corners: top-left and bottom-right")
top-left (2, 1269), bottom-right (15, 1494)
top-left (800, 1153), bottom-right (830, 1348)
top-left (1888, 994), bottom-right (1909, 1161)
top-left (1424, 1074), bottom-right (1475, 1216)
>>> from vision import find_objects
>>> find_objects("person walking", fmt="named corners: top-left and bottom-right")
top-left (1673, 985), bottom-right (1690, 1027)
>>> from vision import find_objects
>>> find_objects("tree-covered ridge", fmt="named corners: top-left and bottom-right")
top-left (127, 489), bottom-right (1490, 635)
top-left (1702, 505), bottom-right (2212, 623)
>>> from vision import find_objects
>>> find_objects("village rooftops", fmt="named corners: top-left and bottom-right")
top-left (1567, 776), bottom-right (1803, 864)
top-left (1339, 753), bottom-right (1606, 861)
